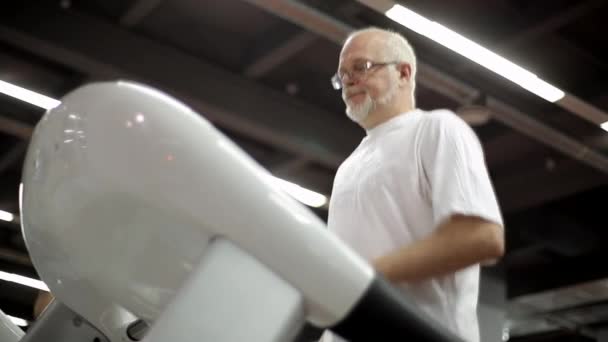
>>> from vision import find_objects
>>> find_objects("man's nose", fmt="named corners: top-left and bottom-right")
top-left (342, 73), bottom-right (359, 87)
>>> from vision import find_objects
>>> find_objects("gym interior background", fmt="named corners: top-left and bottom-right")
top-left (1, 0), bottom-right (607, 341)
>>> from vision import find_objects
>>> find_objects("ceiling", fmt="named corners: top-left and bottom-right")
top-left (0, 0), bottom-right (608, 340)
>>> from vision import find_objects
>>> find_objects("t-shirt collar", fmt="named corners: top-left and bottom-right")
top-left (365, 109), bottom-right (419, 138)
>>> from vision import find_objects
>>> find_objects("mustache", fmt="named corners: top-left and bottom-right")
top-left (343, 88), bottom-right (367, 99)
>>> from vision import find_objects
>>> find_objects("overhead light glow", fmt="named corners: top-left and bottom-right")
top-left (385, 4), bottom-right (565, 102)
top-left (0, 270), bottom-right (49, 291)
top-left (7, 315), bottom-right (28, 327)
top-left (0, 210), bottom-right (14, 222)
top-left (274, 177), bottom-right (328, 208)
top-left (601, 121), bottom-right (608, 132)
top-left (0, 80), bottom-right (61, 110)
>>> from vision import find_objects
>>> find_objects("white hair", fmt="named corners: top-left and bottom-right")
top-left (346, 27), bottom-right (418, 100)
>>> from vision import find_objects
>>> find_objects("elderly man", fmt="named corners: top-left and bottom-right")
top-left (322, 27), bottom-right (505, 342)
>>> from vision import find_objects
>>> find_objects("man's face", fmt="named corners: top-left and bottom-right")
top-left (338, 35), bottom-right (399, 123)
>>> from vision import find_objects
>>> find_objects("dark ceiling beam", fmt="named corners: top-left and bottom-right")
top-left (489, 98), bottom-right (608, 174)
top-left (498, 0), bottom-right (606, 49)
top-left (0, 142), bottom-right (27, 176)
top-left (243, 2), bottom-right (363, 79)
top-left (483, 131), bottom-right (544, 169)
top-left (119, 0), bottom-right (164, 27)
top-left (0, 6), bottom-right (363, 169)
top-left (545, 35), bottom-right (608, 72)
top-left (244, 29), bottom-right (317, 78)
top-left (0, 279), bottom-right (38, 321)
top-left (241, 0), bottom-right (352, 44)
top-left (0, 248), bottom-right (31, 268)
top-left (493, 157), bottom-right (608, 214)
top-left (0, 27), bottom-right (123, 80)
top-left (0, 116), bottom-right (33, 140)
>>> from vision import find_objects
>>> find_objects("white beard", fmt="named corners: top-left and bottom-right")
top-left (344, 82), bottom-right (399, 123)
top-left (345, 93), bottom-right (374, 122)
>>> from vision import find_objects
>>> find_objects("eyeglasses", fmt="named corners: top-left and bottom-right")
top-left (331, 60), bottom-right (401, 90)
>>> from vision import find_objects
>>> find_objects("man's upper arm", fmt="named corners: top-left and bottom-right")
top-left (420, 110), bottom-right (504, 229)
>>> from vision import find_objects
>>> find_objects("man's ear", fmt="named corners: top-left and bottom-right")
top-left (398, 63), bottom-right (412, 84)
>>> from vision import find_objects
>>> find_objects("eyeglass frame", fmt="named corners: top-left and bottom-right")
top-left (330, 60), bottom-right (405, 90)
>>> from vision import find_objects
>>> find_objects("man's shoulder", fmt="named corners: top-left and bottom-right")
top-left (336, 148), bottom-right (361, 176)
top-left (417, 108), bottom-right (477, 141)
top-left (335, 148), bottom-right (357, 177)
top-left (418, 108), bottom-right (468, 130)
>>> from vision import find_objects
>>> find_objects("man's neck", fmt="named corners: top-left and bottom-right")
top-left (362, 106), bottom-right (414, 130)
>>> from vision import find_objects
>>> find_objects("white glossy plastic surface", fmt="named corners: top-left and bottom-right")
top-left (20, 81), bottom-right (374, 335)
top-left (0, 309), bottom-right (23, 342)
top-left (144, 238), bottom-right (304, 342)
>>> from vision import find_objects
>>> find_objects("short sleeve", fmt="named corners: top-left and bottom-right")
top-left (420, 110), bottom-right (503, 228)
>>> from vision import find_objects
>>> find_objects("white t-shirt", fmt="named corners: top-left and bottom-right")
top-left (323, 109), bottom-right (503, 342)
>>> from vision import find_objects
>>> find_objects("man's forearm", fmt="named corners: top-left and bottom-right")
top-left (373, 215), bottom-right (504, 283)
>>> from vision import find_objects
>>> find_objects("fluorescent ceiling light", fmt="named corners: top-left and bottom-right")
top-left (0, 80), bottom-right (61, 110)
top-left (601, 121), bottom-right (608, 132)
top-left (7, 315), bottom-right (28, 327)
top-left (0, 270), bottom-right (49, 291)
top-left (0, 210), bottom-right (14, 222)
top-left (385, 4), bottom-right (565, 103)
top-left (274, 177), bottom-right (328, 208)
